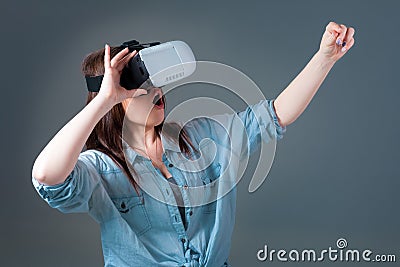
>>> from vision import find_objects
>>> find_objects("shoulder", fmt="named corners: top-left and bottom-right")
top-left (183, 116), bottom-right (226, 135)
top-left (79, 149), bottom-right (124, 174)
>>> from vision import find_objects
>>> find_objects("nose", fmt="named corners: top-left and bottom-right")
top-left (153, 87), bottom-right (163, 98)
top-left (151, 87), bottom-right (163, 103)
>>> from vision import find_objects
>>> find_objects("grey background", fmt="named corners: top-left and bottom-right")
top-left (1, 0), bottom-right (399, 266)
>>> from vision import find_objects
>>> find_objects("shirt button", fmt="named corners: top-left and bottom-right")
top-left (121, 202), bottom-right (126, 209)
top-left (183, 184), bottom-right (188, 189)
top-left (189, 210), bottom-right (193, 216)
top-left (168, 163), bottom-right (174, 167)
top-left (181, 238), bottom-right (186, 243)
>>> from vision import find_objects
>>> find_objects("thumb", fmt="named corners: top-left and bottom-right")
top-left (325, 31), bottom-right (337, 46)
top-left (130, 88), bottom-right (148, 98)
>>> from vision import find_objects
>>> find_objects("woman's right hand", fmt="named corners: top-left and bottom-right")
top-left (97, 44), bottom-right (148, 106)
top-left (32, 44), bottom-right (149, 186)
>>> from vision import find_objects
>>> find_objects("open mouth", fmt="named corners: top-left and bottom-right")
top-left (152, 94), bottom-right (164, 108)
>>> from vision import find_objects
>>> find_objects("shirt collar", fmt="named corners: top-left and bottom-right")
top-left (122, 139), bottom-right (140, 163)
top-left (160, 131), bottom-right (182, 152)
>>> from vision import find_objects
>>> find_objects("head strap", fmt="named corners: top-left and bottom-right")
top-left (120, 40), bottom-right (161, 52)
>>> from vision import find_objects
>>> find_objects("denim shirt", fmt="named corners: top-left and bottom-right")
top-left (32, 99), bottom-right (286, 267)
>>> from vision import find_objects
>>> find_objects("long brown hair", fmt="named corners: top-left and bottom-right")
top-left (81, 45), bottom-right (197, 196)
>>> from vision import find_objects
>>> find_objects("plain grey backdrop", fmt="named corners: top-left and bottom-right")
top-left (1, 0), bottom-right (399, 266)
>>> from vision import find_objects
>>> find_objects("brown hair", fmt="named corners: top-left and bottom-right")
top-left (81, 45), bottom-right (197, 196)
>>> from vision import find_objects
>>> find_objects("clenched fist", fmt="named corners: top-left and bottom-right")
top-left (319, 21), bottom-right (356, 62)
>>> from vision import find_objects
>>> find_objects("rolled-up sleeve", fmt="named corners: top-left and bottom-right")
top-left (234, 98), bottom-right (286, 157)
top-left (242, 98), bottom-right (286, 138)
top-left (266, 99), bottom-right (286, 140)
top-left (31, 150), bottom-right (101, 214)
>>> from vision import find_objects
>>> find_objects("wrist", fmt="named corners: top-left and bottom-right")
top-left (314, 50), bottom-right (336, 70)
top-left (93, 93), bottom-right (117, 112)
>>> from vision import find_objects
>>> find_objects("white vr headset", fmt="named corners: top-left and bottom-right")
top-left (85, 39), bottom-right (196, 92)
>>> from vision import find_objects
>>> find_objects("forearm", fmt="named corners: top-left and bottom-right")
top-left (273, 51), bottom-right (336, 127)
top-left (32, 95), bottom-right (113, 185)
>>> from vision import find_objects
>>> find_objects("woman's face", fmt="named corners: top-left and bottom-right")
top-left (122, 87), bottom-right (165, 128)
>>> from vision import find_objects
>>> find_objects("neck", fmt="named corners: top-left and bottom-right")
top-left (123, 121), bottom-right (158, 152)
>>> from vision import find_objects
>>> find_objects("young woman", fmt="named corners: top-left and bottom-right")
top-left (32, 21), bottom-right (355, 266)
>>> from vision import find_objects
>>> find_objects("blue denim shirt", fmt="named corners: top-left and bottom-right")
top-left (32, 99), bottom-right (286, 267)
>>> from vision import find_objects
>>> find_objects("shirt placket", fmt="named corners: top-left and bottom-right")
top-left (153, 152), bottom-right (200, 265)
top-left (141, 149), bottom-right (202, 266)
top-left (162, 153), bottom-right (192, 245)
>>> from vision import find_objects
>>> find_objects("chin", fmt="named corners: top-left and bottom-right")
top-left (153, 116), bottom-right (165, 127)
top-left (145, 115), bottom-right (165, 128)
top-left (149, 109), bottom-right (165, 125)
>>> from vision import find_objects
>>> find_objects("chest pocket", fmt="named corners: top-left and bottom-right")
top-left (111, 195), bottom-right (151, 236)
top-left (199, 162), bottom-right (221, 214)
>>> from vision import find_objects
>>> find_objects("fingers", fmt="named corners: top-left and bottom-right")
top-left (110, 47), bottom-right (130, 67)
top-left (342, 27), bottom-right (355, 51)
top-left (326, 21), bottom-right (341, 34)
top-left (116, 50), bottom-right (137, 71)
top-left (326, 22), bottom-right (347, 45)
top-left (344, 37), bottom-right (355, 51)
top-left (335, 24), bottom-right (348, 47)
top-left (128, 88), bottom-right (148, 98)
top-left (134, 89), bottom-right (149, 97)
top-left (322, 28), bottom-right (337, 44)
top-left (103, 44), bottom-right (138, 73)
top-left (104, 44), bottom-right (111, 69)
top-left (122, 50), bottom-right (137, 64)
top-left (325, 21), bottom-right (356, 52)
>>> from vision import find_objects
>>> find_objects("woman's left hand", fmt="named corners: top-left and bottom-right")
top-left (318, 21), bottom-right (355, 62)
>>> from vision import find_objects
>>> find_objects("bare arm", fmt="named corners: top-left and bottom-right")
top-left (32, 96), bottom-right (113, 185)
top-left (273, 21), bottom-right (356, 127)
top-left (32, 45), bottom-right (147, 186)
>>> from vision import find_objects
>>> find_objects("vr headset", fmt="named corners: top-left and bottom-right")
top-left (85, 40), bottom-right (196, 92)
